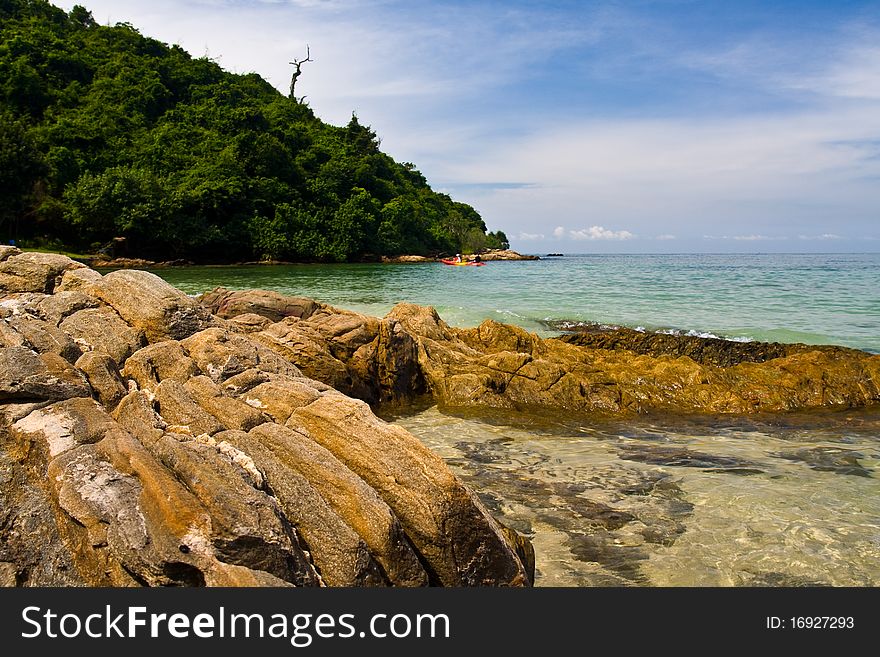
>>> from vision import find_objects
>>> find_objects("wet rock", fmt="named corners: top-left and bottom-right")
top-left (774, 446), bottom-right (873, 477)
top-left (560, 325), bottom-right (868, 368)
top-left (92, 269), bottom-right (215, 342)
top-left (566, 532), bottom-right (650, 582)
top-left (618, 445), bottom-right (760, 470)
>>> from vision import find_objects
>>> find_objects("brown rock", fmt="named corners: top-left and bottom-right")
top-left (248, 423), bottom-right (427, 586)
top-left (91, 269), bottom-right (215, 342)
top-left (48, 428), bottom-right (318, 587)
top-left (154, 379), bottom-right (224, 436)
top-left (35, 291), bottom-right (100, 325)
top-left (4, 314), bottom-right (82, 362)
top-left (140, 433), bottom-right (320, 586)
top-left (60, 307), bottom-right (145, 365)
top-left (11, 397), bottom-right (119, 459)
top-left (477, 249), bottom-right (540, 261)
top-left (0, 445), bottom-right (85, 586)
top-left (0, 245), bottom-right (21, 262)
top-left (0, 252), bottom-right (86, 293)
top-left (0, 346), bottom-right (90, 402)
top-left (75, 351), bottom-right (127, 409)
top-left (253, 320), bottom-right (354, 395)
top-left (121, 341), bottom-right (201, 391)
top-left (238, 379), bottom-right (321, 424)
top-left (56, 267), bottom-right (102, 292)
top-left (181, 327), bottom-right (301, 382)
top-left (291, 395), bottom-right (531, 586)
top-left (112, 390), bottom-right (166, 447)
top-left (199, 287), bottom-right (319, 322)
top-left (227, 313), bottom-right (273, 332)
top-left (217, 429), bottom-right (389, 586)
top-left (380, 255), bottom-right (435, 263)
top-left (184, 375), bottom-right (269, 432)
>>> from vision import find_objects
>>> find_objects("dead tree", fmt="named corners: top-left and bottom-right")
top-left (289, 46), bottom-right (312, 101)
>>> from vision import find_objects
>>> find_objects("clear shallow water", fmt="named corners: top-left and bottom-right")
top-left (154, 253), bottom-right (880, 352)
top-left (387, 405), bottom-right (880, 587)
top-left (152, 253), bottom-right (880, 586)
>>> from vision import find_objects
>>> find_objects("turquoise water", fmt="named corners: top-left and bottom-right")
top-left (149, 253), bottom-right (880, 586)
top-left (154, 253), bottom-right (880, 352)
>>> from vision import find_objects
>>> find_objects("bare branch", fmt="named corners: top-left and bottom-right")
top-left (289, 45), bottom-right (313, 99)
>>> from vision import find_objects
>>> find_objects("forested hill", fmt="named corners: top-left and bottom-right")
top-left (0, 0), bottom-right (509, 262)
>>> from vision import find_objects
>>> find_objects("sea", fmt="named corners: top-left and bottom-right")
top-left (153, 253), bottom-right (880, 586)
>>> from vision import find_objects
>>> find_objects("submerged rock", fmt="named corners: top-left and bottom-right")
top-left (774, 446), bottom-right (873, 477)
top-left (0, 257), bottom-right (531, 587)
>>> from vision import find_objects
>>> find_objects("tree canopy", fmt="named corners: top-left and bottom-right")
top-left (0, 0), bottom-right (509, 261)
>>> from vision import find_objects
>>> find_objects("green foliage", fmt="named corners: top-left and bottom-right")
top-left (0, 0), bottom-right (501, 261)
top-left (486, 230), bottom-right (509, 250)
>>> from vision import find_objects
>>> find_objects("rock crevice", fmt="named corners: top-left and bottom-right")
top-left (1, 254), bottom-right (531, 587)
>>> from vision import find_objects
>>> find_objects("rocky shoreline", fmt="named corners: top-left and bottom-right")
top-left (0, 249), bottom-right (531, 587)
top-left (2, 250), bottom-right (878, 587)
top-left (87, 248), bottom-right (538, 269)
top-left (200, 286), bottom-right (879, 415)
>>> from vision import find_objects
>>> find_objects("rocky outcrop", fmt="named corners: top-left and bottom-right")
top-left (559, 325), bottom-right (867, 368)
top-left (392, 306), bottom-right (880, 414)
top-left (0, 254), bottom-right (531, 587)
top-left (477, 249), bottom-right (539, 261)
top-left (200, 288), bottom-right (425, 404)
top-left (196, 288), bottom-right (880, 416)
top-left (380, 255), bottom-right (435, 263)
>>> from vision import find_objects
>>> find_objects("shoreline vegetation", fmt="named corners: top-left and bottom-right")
top-left (1, 251), bottom-right (878, 586)
top-left (1, 1), bottom-right (510, 265)
top-left (83, 248), bottom-right (539, 269)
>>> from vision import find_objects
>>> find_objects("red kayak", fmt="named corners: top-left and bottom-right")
top-left (440, 258), bottom-right (486, 267)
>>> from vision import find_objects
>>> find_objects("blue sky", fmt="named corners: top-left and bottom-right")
top-left (55, 0), bottom-right (880, 252)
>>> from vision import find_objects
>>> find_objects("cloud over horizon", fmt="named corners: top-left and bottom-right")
top-left (53, 0), bottom-right (880, 253)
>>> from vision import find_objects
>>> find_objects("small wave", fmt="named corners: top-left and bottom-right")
top-left (540, 318), bottom-right (754, 343)
top-left (656, 328), bottom-right (753, 343)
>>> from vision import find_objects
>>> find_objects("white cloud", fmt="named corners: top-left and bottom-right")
top-left (569, 226), bottom-right (635, 240)
top-left (517, 232), bottom-right (545, 241)
top-left (655, 234), bottom-right (676, 240)
top-left (798, 233), bottom-right (842, 240)
top-left (552, 226), bottom-right (566, 238)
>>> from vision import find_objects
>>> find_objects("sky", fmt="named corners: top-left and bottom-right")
top-left (54, 0), bottom-right (880, 253)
